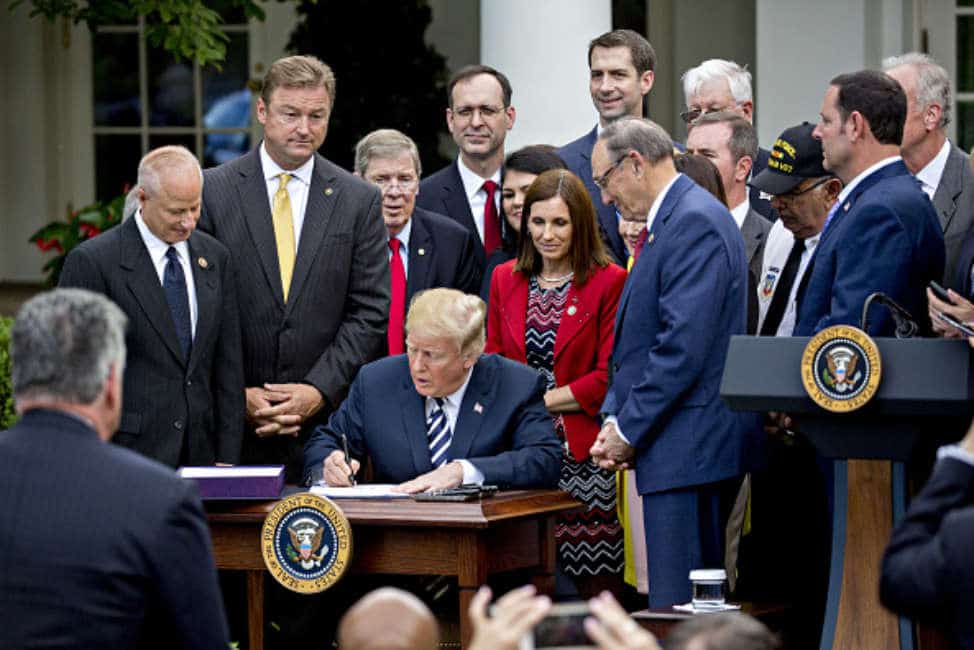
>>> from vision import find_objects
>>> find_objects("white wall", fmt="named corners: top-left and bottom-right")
top-left (755, 0), bottom-right (911, 146)
top-left (480, 0), bottom-right (612, 151)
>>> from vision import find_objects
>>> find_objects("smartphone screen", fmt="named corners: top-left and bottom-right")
top-left (520, 602), bottom-right (593, 649)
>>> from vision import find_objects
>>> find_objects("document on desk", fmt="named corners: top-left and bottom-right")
top-left (310, 484), bottom-right (410, 499)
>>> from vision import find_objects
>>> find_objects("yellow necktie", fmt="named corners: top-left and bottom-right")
top-left (272, 173), bottom-right (296, 302)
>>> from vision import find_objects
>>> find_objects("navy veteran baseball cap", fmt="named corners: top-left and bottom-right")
top-left (750, 122), bottom-right (829, 195)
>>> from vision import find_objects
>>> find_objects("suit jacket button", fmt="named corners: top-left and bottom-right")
top-left (185, 379), bottom-right (192, 387)
top-left (613, 363), bottom-right (620, 372)
top-left (173, 419), bottom-right (184, 430)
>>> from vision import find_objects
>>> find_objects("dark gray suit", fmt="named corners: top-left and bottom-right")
top-left (416, 161), bottom-right (489, 270)
top-left (934, 144), bottom-right (974, 287)
top-left (59, 217), bottom-right (244, 467)
top-left (405, 207), bottom-right (482, 305)
top-left (742, 207), bottom-right (772, 334)
top-left (199, 147), bottom-right (389, 481)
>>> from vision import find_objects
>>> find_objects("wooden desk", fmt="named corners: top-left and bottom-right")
top-left (207, 490), bottom-right (580, 650)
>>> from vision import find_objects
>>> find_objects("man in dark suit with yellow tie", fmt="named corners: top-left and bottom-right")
top-left (200, 55), bottom-right (389, 482)
top-left (60, 145), bottom-right (244, 467)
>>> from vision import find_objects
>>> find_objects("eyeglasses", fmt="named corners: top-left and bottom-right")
top-left (679, 103), bottom-right (743, 124)
top-left (775, 177), bottom-right (833, 200)
top-left (451, 105), bottom-right (505, 121)
top-left (371, 177), bottom-right (418, 192)
top-left (594, 156), bottom-right (626, 190)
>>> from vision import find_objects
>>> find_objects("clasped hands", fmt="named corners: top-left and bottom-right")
top-left (589, 420), bottom-right (635, 471)
top-left (247, 383), bottom-right (323, 437)
top-left (322, 449), bottom-right (464, 494)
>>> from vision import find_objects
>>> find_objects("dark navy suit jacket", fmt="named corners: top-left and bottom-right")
top-left (59, 217), bottom-right (245, 467)
top-left (559, 127), bottom-right (627, 264)
top-left (405, 207), bottom-right (482, 305)
top-left (0, 409), bottom-right (228, 649)
top-left (881, 455), bottom-right (974, 649)
top-left (794, 160), bottom-right (945, 336)
top-left (416, 162), bottom-right (489, 271)
top-left (302, 354), bottom-right (562, 488)
top-left (602, 174), bottom-right (763, 495)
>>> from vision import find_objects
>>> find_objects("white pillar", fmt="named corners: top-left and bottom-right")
top-left (480, 0), bottom-right (612, 152)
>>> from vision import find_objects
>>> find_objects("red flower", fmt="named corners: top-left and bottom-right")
top-left (34, 238), bottom-right (63, 253)
top-left (79, 223), bottom-right (101, 238)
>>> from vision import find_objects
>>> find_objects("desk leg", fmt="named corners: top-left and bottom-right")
top-left (246, 570), bottom-right (264, 650)
top-left (458, 534), bottom-right (488, 650)
top-left (531, 516), bottom-right (556, 596)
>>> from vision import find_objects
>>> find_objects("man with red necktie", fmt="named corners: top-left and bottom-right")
top-left (417, 65), bottom-right (517, 272)
top-left (355, 129), bottom-right (482, 355)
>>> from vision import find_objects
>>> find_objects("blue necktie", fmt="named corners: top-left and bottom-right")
top-left (164, 247), bottom-right (192, 360)
top-left (427, 398), bottom-right (452, 468)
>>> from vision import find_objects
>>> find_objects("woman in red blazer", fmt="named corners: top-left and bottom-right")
top-left (486, 169), bottom-right (627, 597)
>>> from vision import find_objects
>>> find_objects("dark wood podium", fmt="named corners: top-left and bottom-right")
top-left (206, 489), bottom-right (581, 650)
top-left (721, 336), bottom-right (971, 650)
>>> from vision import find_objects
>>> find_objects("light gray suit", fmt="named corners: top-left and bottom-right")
top-left (934, 144), bottom-right (974, 287)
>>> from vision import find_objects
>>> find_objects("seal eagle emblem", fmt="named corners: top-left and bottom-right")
top-left (801, 325), bottom-right (881, 413)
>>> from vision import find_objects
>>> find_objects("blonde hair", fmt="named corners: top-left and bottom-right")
top-left (261, 55), bottom-right (336, 107)
top-left (406, 289), bottom-right (486, 356)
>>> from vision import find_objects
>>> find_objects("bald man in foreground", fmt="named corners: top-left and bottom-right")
top-left (337, 588), bottom-right (439, 650)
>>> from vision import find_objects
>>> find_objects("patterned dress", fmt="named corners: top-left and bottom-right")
top-left (525, 276), bottom-right (623, 577)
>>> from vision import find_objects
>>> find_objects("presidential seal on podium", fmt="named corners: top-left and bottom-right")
top-left (801, 324), bottom-right (882, 413)
top-left (261, 493), bottom-right (352, 593)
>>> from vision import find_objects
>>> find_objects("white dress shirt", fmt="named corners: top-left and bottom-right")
top-left (456, 157), bottom-right (501, 244)
top-left (134, 210), bottom-right (198, 336)
top-left (424, 368), bottom-right (484, 484)
top-left (730, 197), bottom-right (750, 231)
top-left (837, 156), bottom-right (902, 207)
top-left (915, 139), bottom-right (952, 200)
top-left (388, 218), bottom-right (413, 279)
top-left (756, 219), bottom-right (821, 337)
top-left (259, 142), bottom-right (315, 249)
top-left (606, 173), bottom-right (683, 445)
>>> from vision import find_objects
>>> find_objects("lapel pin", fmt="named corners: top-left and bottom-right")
top-left (648, 233), bottom-right (655, 245)
top-left (418, 248), bottom-right (426, 256)
top-left (843, 203), bottom-right (850, 212)
top-left (198, 257), bottom-right (208, 269)
top-left (473, 402), bottom-right (484, 414)
top-left (567, 305), bottom-right (577, 316)
top-left (325, 187), bottom-right (334, 196)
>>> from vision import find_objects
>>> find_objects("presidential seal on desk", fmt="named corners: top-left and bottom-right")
top-left (261, 493), bottom-right (352, 593)
top-left (801, 324), bottom-right (881, 413)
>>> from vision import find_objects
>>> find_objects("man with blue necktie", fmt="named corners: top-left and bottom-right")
top-left (795, 70), bottom-right (945, 336)
top-left (303, 288), bottom-right (561, 492)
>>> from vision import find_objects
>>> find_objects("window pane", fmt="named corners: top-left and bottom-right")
top-left (207, 0), bottom-right (248, 24)
top-left (96, 135), bottom-right (141, 201)
top-left (204, 132), bottom-right (251, 167)
top-left (149, 133), bottom-right (197, 155)
top-left (148, 49), bottom-right (195, 126)
top-left (203, 32), bottom-right (251, 129)
top-left (959, 0), bottom-right (974, 6)
top-left (957, 102), bottom-right (974, 154)
top-left (92, 33), bottom-right (140, 126)
top-left (959, 16), bottom-right (974, 93)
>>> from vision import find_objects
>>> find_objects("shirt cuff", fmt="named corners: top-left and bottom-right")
top-left (603, 415), bottom-right (630, 445)
top-left (456, 459), bottom-right (484, 485)
top-left (937, 444), bottom-right (974, 468)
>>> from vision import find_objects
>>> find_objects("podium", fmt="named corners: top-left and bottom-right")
top-left (721, 336), bottom-right (972, 650)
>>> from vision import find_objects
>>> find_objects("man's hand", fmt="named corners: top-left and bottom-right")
top-left (468, 585), bottom-right (552, 650)
top-left (246, 386), bottom-right (300, 437)
top-left (585, 591), bottom-right (661, 650)
top-left (252, 383), bottom-right (325, 437)
top-left (764, 411), bottom-right (796, 438)
top-left (322, 450), bottom-right (361, 487)
top-left (590, 421), bottom-right (635, 471)
top-left (393, 461), bottom-right (465, 494)
top-left (928, 287), bottom-right (974, 339)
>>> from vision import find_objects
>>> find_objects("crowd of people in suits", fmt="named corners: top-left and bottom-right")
top-left (5, 23), bottom-right (974, 649)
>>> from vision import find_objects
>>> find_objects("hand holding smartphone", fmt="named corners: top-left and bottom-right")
top-left (929, 281), bottom-right (955, 304)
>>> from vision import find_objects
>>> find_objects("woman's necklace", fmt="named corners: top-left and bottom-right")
top-left (538, 270), bottom-right (574, 283)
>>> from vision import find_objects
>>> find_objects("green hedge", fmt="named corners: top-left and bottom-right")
top-left (0, 317), bottom-right (16, 430)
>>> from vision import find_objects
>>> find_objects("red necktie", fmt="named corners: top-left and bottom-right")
top-left (388, 238), bottom-right (406, 355)
top-left (632, 227), bottom-right (649, 264)
top-left (482, 180), bottom-right (501, 256)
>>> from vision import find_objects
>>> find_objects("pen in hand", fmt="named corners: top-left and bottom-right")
top-left (341, 433), bottom-right (357, 486)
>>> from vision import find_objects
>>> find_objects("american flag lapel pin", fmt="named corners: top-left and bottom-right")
top-left (473, 402), bottom-right (484, 414)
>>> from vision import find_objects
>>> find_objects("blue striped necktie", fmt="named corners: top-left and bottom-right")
top-left (427, 397), bottom-right (452, 468)
top-left (163, 246), bottom-right (192, 360)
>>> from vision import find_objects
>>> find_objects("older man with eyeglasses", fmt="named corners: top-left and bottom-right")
top-left (682, 59), bottom-right (777, 222)
top-left (355, 129), bottom-right (482, 356)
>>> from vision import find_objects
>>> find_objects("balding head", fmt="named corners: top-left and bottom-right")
top-left (337, 588), bottom-right (439, 650)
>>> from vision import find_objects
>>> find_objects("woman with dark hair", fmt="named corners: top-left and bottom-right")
top-left (486, 169), bottom-right (627, 596)
top-left (675, 153), bottom-right (728, 206)
top-left (480, 145), bottom-right (568, 303)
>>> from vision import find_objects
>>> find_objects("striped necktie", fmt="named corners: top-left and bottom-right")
top-left (427, 397), bottom-right (452, 468)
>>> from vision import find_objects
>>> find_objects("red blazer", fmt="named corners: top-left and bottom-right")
top-left (486, 260), bottom-right (627, 461)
